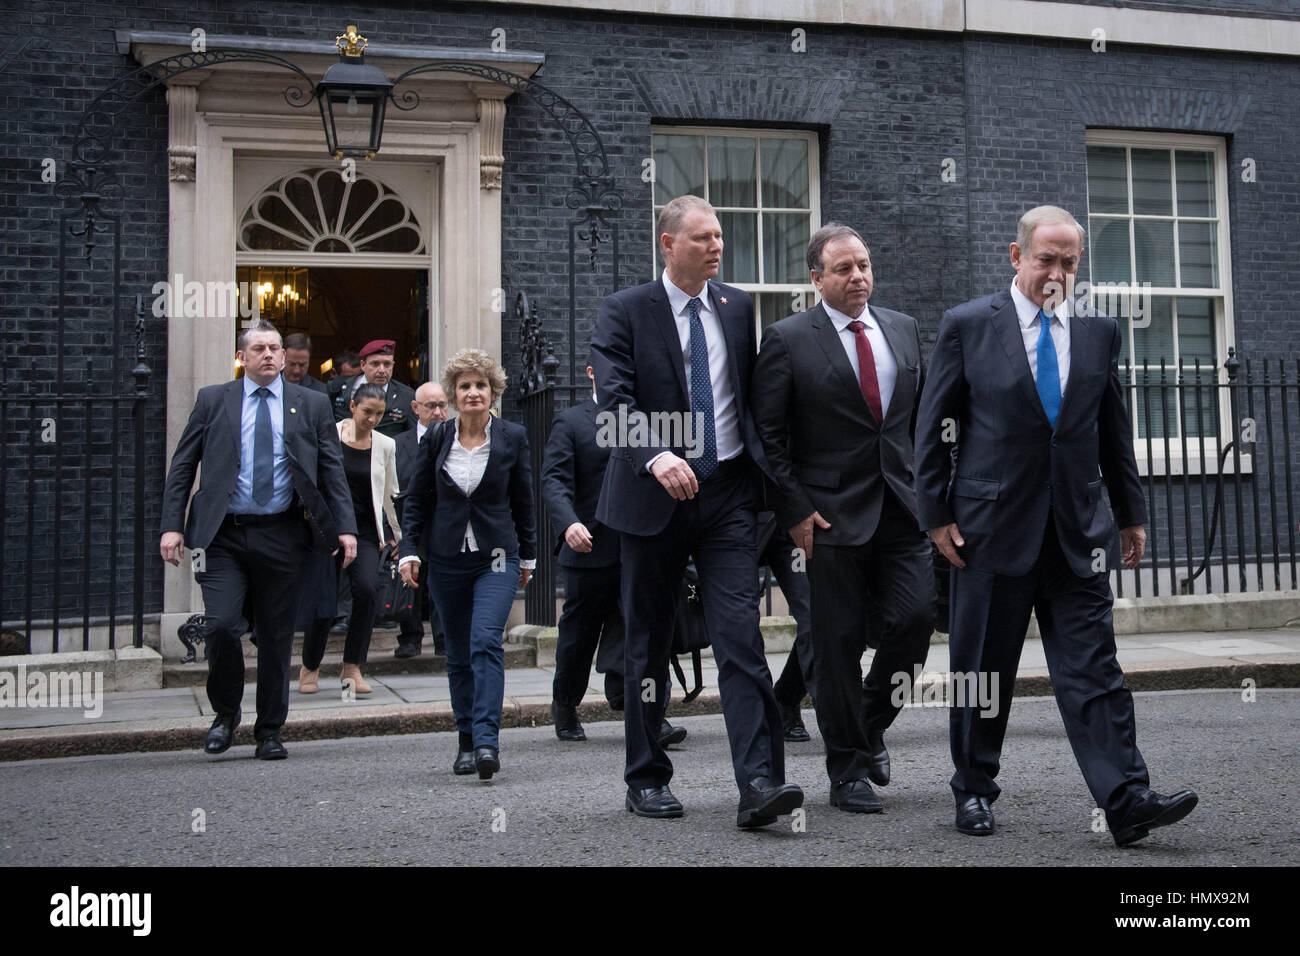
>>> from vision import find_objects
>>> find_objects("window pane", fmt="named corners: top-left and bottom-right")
top-left (1176, 297), bottom-right (1216, 365)
top-left (1086, 146), bottom-right (1128, 214)
top-left (718, 211), bottom-right (757, 284)
top-left (653, 134), bottom-right (705, 206)
top-left (1134, 219), bottom-right (1175, 285)
top-left (1176, 150), bottom-right (1216, 218)
top-left (1132, 298), bottom-right (1176, 439)
top-left (708, 136), bottom-right (756, 208)
top-left (1089, 219), bottom-right (1132, 284)
top-left (1131, 148), bottom-right (1173, 216)
top-left (762, 212), bottom-right (811, 284)
top-left (757, 291), bottom-right (807, 333)
top-left (761, 138), bottom-right (810, 208)
top-left (1178, 221), bottom-right (1218, 288)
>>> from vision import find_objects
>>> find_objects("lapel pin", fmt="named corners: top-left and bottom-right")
top-left (290, 408), bottom-right (297, 414)
top-left (720, 297), bottom-right (728, 304)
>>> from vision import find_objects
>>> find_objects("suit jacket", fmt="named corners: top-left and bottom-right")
top-left (292, 373), bottom-right (330, 396)
top-left (160, 379), bottom-right (358, 551)
top-left (914, 287), bottom-right (1146, 578)
top-left (752, 302), bottom-right (925, 545)
top-left (590, 277), bottom-right (771, 536)
top-left (398, 417), bottom-right (538, 562)
top-left (332, 374), bottom-right (417, 438)
top-left (336, 419), bottom-right (401, 543)
top-left (541, 397), bottom-right (620, 568)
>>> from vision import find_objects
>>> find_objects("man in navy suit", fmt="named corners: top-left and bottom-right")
top-left (160, 319), bottom-right (357, 759)
top-left (914, 205), bottom-right (1197, 845)
top-left (590, 195), bottom-right (803, 828)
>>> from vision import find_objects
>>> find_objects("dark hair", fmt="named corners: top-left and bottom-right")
top-left (351, 382), bottom-right (386, 405)
top-left (335, 350), bottom-right (361, 369)
top-left (284, 332), bottom-right (312, 352)
top-left (237, 319), bottom-right (281, 352)
top-left (806, 223), bottom-right (868, 275)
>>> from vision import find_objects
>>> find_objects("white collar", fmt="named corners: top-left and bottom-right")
top-left (1011, 278), bottom-right (1071, 330)
top-left (243, 375), bottom-right (283, 399)
top-left (823, 301), bottom-right (876, 332)
top-left (662, 270), bottom-right (713, 319)
top-left (452, 414), bottom-right (493, 440)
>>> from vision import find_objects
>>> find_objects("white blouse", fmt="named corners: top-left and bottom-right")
top-left (443, 416), bottom-right (494, 552)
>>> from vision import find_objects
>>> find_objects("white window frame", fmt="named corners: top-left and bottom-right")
top-left (650, 125), bottom-right (821, 335)
top-left (1084, 129), bottom-right (1242, 477)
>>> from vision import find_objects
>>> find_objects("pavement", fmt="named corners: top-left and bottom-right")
top-left (2, 625), bottom-right (1298, 761)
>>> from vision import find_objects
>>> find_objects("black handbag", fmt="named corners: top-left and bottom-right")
top-left (375, 544), bottom-right (417, 624)
top-left (670, 562), bottom-right (711, 703)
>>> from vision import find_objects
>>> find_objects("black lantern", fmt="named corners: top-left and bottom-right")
top-left (316, 26), bottom-right (393, 160)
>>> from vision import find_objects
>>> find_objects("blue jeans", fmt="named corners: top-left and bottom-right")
top-left (426, 551), bottom-right (520, 750)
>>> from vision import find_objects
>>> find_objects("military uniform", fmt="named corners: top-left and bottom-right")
top-left (332, 373), bottom-right (417, 438)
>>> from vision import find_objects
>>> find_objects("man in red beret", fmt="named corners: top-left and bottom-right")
top-left (332, 339), bottom-right (417, 439)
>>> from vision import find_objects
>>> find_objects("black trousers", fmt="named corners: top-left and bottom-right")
top-left (619, 459), bottom-right (785, 792)
top-left (552, 564), bottom-right (625, 707)
top-left (948, 515), bottom-right (1150, 825)
top-left (195, 514), bottom-right (310, 739)
top-left (764, 526), bottom-right (814, 708)
top-left (807, 492), bottom-right (935, 784)
top-left (302, 540), bottom-right (380, 669)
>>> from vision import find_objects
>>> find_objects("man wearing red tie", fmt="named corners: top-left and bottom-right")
top-left (753, 224), bottom-right (935, 814)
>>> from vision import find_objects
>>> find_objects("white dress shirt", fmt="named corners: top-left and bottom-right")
top-left (416, 421), bottom-right (428, 443)
top-left (823, 302), bottom-right (898, 419)
top-left (658, 270), bottom-right (743, 464)
top-left (1011, 278), bottom-right (1071, 395)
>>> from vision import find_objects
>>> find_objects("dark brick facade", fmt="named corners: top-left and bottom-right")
top-left (2, 0), bottom-right (1298, 626)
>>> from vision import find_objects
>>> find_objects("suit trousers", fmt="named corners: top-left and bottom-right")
top-left (619, 460), bottom-right (785, 792)
top-left (948, 514), bottom-right (1150, 823)
top-left (426, 550), bottom-right (521, 750)
top-left (807, 492), bottom-right (935, 784)
top-left (553, 564), bottom-right (624, 707)
top-left (765, 530), bottom-right (814, 708)
top-left (302, 541), bottom-right (380, 669)
top-left (196, 515), bottom-right (310, 739)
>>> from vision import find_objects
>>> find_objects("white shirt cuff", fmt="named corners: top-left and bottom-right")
top-left (520, 559), bottom-right (536, 570)
top-left (645, 451), bottom-right (670, 474)
top-left (398, 555), bottom-right (420, 568)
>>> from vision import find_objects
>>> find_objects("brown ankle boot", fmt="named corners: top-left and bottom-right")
top-left (340, 662), bottom-right (372, 695)
top-left (298, 666), bottom-right (319, 694)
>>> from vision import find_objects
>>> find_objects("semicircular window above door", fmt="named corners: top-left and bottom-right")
top-left (238, 167), bottom-right (425, 254)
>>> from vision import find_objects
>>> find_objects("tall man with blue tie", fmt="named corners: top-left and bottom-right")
top-left (914, 206), bottom-right (1197, 845)
top-left (161, 320), bottom-right (357, 759)
top-left (590, 195), bottom-right (803, 827)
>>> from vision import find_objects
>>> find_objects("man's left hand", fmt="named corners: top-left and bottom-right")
top-left (1120, 525), bottom-right (1146, 570)
top-left (518, 567), bottom-right (532, 589)
top-left (336, 533), bottom-right (358, 568)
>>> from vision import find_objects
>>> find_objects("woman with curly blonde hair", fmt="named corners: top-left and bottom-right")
top-left (398, 349), bottom-right (537, 780)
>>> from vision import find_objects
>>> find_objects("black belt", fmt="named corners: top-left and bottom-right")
top-left (225, 509), bottom-right (296, 528)
top-left (701, 455), bottom-right (746, 483)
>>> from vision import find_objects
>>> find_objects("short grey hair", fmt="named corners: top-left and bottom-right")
top-left (657, 195), bottom-right (715, 241)
top-left (237, 319), bottom-right (281, 352)
top-left (1015, 205), bottom-right (1085, 252)
top-left (807, 223), bottom-right (869, 275)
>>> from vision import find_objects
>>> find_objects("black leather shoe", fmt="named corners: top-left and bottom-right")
top-left (1111, 788), bottom-right (1198, 847)
top-left (254, 735), bottom-right (287, 760)
top-left (625, 785), bottom-right (684, 818)
top-left (203, 712), bottom-right (239, 754)
top-left (659, 719), bottom-right (687, 747)
top-left (552, 701), bottom-right (587, 741)
top-left (393, 641), bottom-right (421, 659)
top-left (780, 703), bottom-right (811, 743)
top-left (955, 795), bottom-right (995, 835)
top-left (829, 777), bottom-right (884, 814)
top-left (737, 776), bottom-right (804, 829)
top-left (474, 746), bottom-right (500, 780)
top-left (865, 729), bottom-right (890, 787)
top-left (452, 749), bottom-right (476, 775)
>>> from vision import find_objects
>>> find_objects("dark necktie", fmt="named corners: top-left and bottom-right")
top-left (253, 386), bottom-right (273, 505)
top-left (846, 319), bottom-right (884, 423)
top-left (1036, 308), bottom-right (1062, 428)
top-left (687, 297), bottom-right (718, 479)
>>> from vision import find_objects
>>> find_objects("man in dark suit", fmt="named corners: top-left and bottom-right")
top-left (753, 224), bottom-right (935, 814)
top-left (282, 332), bottom-right (329, 395)
top-left (914, 205), bottom-right (1197, 845)
top-left (392, 381), bottom-right (449, 658)
top-left (332, 339), bottom-right (417, 438)
top-left (160, 319), bottom-right (357, 759)
top-left (590, 194), bottom-right (803, 828)
top-left (541, 364), bottom-right (627, 741)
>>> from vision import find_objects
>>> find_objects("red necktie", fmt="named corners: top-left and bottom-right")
top-left (847, 319), bottom-right (883, 422)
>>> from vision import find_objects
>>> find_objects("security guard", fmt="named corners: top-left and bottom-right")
top-left (332, 339), bottom-right (417, 439)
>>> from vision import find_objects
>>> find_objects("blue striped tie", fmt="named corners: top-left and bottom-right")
top-left (687, 297), bottom-right (718, 479)
top-left (1036, 308), bottom-right (1062, 428)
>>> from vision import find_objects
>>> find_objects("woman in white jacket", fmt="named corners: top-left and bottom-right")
top-left (299, 383), bottom-right (400, 695)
